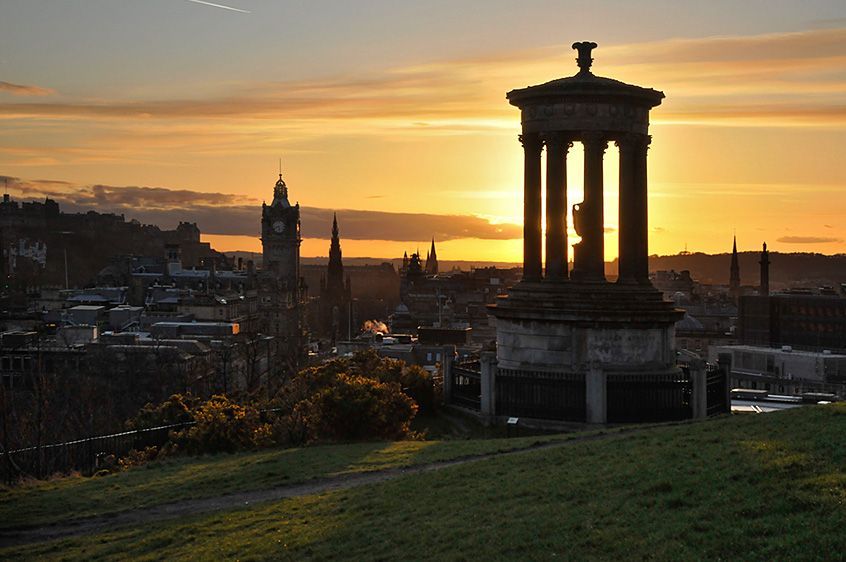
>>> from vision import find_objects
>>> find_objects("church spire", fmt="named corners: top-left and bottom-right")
top-left (425, 237), bottom-right (439, 275)
top-left (730, 235), bottom-right (740, 301)
top-left (327, 212), bottom-right (344, 290)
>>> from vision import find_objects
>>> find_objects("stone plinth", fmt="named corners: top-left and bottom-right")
top-left (491, 281), bottom-right (682, 376)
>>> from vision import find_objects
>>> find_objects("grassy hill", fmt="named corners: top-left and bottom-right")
top-left (2, 405), bottom-right (845, 560)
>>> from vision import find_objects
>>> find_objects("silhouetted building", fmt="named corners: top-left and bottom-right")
top-left (319, 214), bottom-right (352, 343)
top-left (739, 291), bottom-right (846, 352)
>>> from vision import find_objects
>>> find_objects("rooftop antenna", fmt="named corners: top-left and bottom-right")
top-left (278, 157), bottom-right (282, 179)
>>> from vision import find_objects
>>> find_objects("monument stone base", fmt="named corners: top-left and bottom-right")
top-left (488, 281), bottom-right (686, 423)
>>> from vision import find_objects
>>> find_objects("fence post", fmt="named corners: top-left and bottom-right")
top-left (585, 362), bottom-right (607, 424)
top-left (718, 353), bottom-right (733, 414)
top-left (442, 346), bottom-right (454, 405)
top-left (690, 359), bottom-right (707, 419)
top-left (480, 352), bottom-right (496, 425)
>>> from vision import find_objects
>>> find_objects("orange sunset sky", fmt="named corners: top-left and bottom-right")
top-left (2, 1), bottom-right (845, 263)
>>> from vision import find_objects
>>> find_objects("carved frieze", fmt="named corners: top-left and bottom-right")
top-left (522, 101), bottom-right (650, 135)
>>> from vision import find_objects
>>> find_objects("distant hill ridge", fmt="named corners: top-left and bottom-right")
top-left (226, 251), bottom-right (846, 288)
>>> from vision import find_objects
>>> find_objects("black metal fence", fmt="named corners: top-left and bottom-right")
top-left (1, 422), bottom-right (193, 485)
top-left (496, 369), bottom-right (586, 422)
top-left (607, 372), bottom-right (692, 423)
top-left (1, 408), bottom-right (286, 485)
top-left (451, 361), bottom-right (481, 410)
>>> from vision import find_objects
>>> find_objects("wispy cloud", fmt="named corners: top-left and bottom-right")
top-left (2, 176), bottom-right (521, 242)
top-left (777, 236), bottom-right (843, 244)
top-left (0, 81), bottom-right (54, 97)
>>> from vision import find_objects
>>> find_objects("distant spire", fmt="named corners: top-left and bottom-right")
top-left (730, 235), bottom-right (741, 301)
top-left (327, 212), bottom-right (344, 290)
top-left (425, 237), bottom-right (439, 275)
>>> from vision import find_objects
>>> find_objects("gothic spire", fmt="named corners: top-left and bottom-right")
top-left (327, 212), bottom-right (344, 290)
top-left (425, 237), bottom-right (439, 275)
top-left (730, 235), bottom-right (740, 301)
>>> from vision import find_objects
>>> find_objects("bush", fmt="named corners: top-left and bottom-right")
top-left (296, 374), bottom-right (418, 442)
top-left (171, 395), bottom-right (271, 454)
top-left (125, 394), bottom-right (199, 430)
top-left (296, 349), bottom-right (438, 414)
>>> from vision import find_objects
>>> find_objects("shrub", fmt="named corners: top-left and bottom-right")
top-left (171, 395), bottom-right (270, 454)
top-left (297, 374), bottom-right (418, 442)
top-left (125, 394), bottom-right (199, 430)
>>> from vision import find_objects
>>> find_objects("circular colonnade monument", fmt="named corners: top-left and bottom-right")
top-left (488, 42), bottom-right (686, 424)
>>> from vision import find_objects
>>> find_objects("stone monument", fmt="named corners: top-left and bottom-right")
top-left (489, 42), bottom-right (684, 423)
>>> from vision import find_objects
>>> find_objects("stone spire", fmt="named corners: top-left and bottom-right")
top-left (730, 235), bottom-right (741, 301)
top-left (759, 242), bottom-right (770, 296)
top-left (327, 213), bottom-right (344, 291)
top-left (425, 237), bottom-right (438, 275)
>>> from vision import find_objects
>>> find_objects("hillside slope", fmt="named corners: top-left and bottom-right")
top-left (2, 405), bottom-right (845, 560)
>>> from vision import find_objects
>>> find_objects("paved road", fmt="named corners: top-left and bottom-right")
top-left (732, 399), bottom-right (802, 413)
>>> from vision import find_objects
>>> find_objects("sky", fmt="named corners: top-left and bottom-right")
top-left (1, 0), bottom-right (845, 263)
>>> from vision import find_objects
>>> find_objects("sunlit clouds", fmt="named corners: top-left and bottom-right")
top-left (0, 81), bottom-right (55, 97)
top-left (2, 25), bottom-right (846, 260)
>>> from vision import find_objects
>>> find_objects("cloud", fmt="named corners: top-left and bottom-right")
top-left (777, 236), bottom-right (843, 244)
top-left (0, 81), bottom-right (54, 97)
top-left (2, 176), bottom-right (521, 242)
top-left (2, 28), bottom-right (845, 132)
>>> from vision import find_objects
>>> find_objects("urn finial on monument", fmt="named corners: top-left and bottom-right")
top-left (572, 41), bottom-right (597, 75)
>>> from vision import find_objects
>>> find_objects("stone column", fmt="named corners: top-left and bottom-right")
top-left (690, 359), bottom-right (708, 420)
top-left (616, 134), bottom-right (638, 284)
top-left (633, 135), bottom-right (651, 283)
top-left (520, 133), bottom-right (543, 282)
top-left (442, 345), bottom-right (454, 404)
top-left (573, 133), bottom-right (607, 281)
top-left (585, 361), bottom-right (607, 423)
top-left (545, 134), bottom-right (570, 280)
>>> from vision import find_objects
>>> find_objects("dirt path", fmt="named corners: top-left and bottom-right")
top-left (0, 427), bottom-right (655, 548)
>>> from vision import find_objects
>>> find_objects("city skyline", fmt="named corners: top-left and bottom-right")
top-left (2, 1), bottom-right (845, 261)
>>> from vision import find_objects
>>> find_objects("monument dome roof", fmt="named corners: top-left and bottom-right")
top-left (507, 42), bottom-right (664, 108)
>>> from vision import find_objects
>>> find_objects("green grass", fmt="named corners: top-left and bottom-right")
top-left (3, 404), bottom-right (845, 561)
top-left (0, 429), bottom-right (580, 530)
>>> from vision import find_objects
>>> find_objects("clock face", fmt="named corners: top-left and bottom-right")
top-left (272, 220), bottom-right (285, 234)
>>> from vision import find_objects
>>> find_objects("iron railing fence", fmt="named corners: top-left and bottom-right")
top-left (1, 408), bottom-right (286, 485)
top-left (451, 362), bottom-right (482, 410)
top-left (496, 369), bottom-right (586, 422)
top-left (607, 372), bottom-right (692, 423)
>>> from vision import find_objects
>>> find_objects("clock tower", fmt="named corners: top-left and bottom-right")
top-left (259, 170), bottom-right (306, 376)
top-left (261, 172), bottom-right (301, 288)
